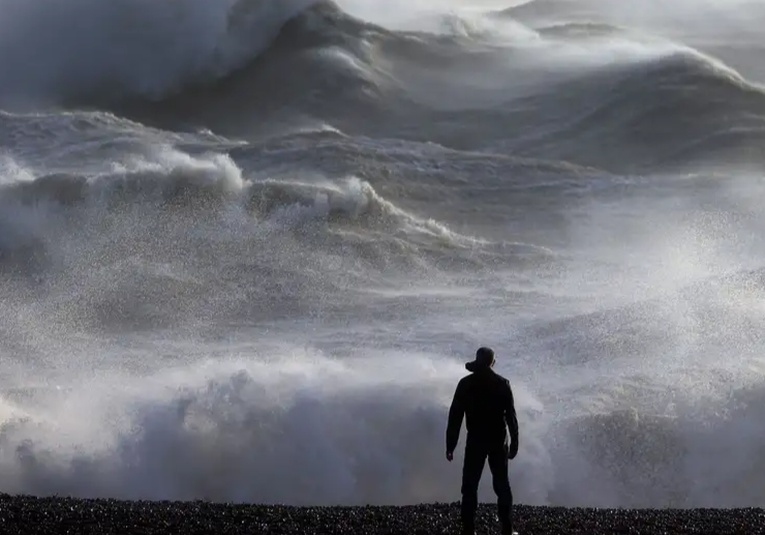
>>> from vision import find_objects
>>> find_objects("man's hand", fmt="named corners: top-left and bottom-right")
top-left (508, 442), bottom-right (518, 460)
top-left (446, 451), bottom-right (454, 462)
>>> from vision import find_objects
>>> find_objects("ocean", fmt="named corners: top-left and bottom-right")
top-left (1, 0), bottom-right (765, 509)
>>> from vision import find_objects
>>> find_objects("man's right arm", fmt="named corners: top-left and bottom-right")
top-left (446, 380), bottom-right (465, 455)
top-left (505, 380), bottom-right (519, 458)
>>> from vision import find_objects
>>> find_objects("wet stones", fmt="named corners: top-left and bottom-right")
top-left (0, 495), bottom-right (763, 535)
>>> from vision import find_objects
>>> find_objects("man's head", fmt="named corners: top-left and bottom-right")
top-left (466, 346), bottom-right (495, 372)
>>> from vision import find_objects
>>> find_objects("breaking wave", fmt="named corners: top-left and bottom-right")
top-left (2, 0), bottom-right (765, 172)
top-left (0, 146), bottom-right (528, 332)
top-left (87, 2), bottom-right (765, 172)
top-left (2, 350), bottom-right (764, 507)
top-left (0, 0), bottom-right (322, 105)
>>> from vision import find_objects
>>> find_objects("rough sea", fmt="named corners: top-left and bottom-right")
top-left (1, 0), bottom-right (765, 509)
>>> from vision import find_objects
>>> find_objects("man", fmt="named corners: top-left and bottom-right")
top-left (446, 347), bottom-right (519, 535)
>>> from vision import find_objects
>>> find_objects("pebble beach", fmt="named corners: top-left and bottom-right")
top-left (1, 495), bottom-right (763, 535)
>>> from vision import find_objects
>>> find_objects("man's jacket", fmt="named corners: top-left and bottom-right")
top-left (446, 368), bottom-right (519, 452)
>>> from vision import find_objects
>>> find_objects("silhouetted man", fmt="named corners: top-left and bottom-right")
top-left (446, 347), bottom-right (519, 535)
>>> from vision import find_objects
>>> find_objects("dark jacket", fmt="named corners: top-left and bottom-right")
top-left (446, 367), bottom-right (519, 453)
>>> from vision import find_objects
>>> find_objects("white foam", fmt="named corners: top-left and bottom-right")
top-left (0, 155), bottom-right (35, 185)
top-left (0, 349), bottom-right (478, 503)
top-left (2, 341), bottom-right (765, 507)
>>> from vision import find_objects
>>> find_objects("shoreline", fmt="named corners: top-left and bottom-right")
top-left (1, 494), bottom-right (764, 534)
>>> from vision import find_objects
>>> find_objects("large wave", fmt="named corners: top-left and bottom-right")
top-left (1, 141), bottom-right (555, 332)
top-left (80, 1), bottom-right (765, 173)
top-left (4, 0), bottom-right (765, 173)
top-left (2, 341), bottom-right (765, 507)
top-left (0, 0), bottom-right (321, 106)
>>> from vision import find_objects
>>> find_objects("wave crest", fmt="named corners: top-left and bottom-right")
top-left (0, 0), bottom-right (322, 106)
top-left (0, 148), bottom-right (506, 330)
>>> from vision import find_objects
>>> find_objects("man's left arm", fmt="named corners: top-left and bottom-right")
top-left (505, 380), bottom-right (519, 459)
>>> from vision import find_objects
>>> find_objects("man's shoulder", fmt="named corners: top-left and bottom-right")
top-left (457, 374), bottom-right (473, 387)
top-left (492, 371), bottom-right (512, 387)
top-left (494, 371), bottom-right (510, 382)
top-left (456, 373), bottom-right (481, 391)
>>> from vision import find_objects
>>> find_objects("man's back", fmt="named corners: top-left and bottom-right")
top-left (446, 367), bottom-right (518, 450)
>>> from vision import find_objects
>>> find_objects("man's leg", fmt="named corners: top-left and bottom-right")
top-left (488, 442), bottom-right (514, 535)
top-left (461, 440), bottom-right (487, 534)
